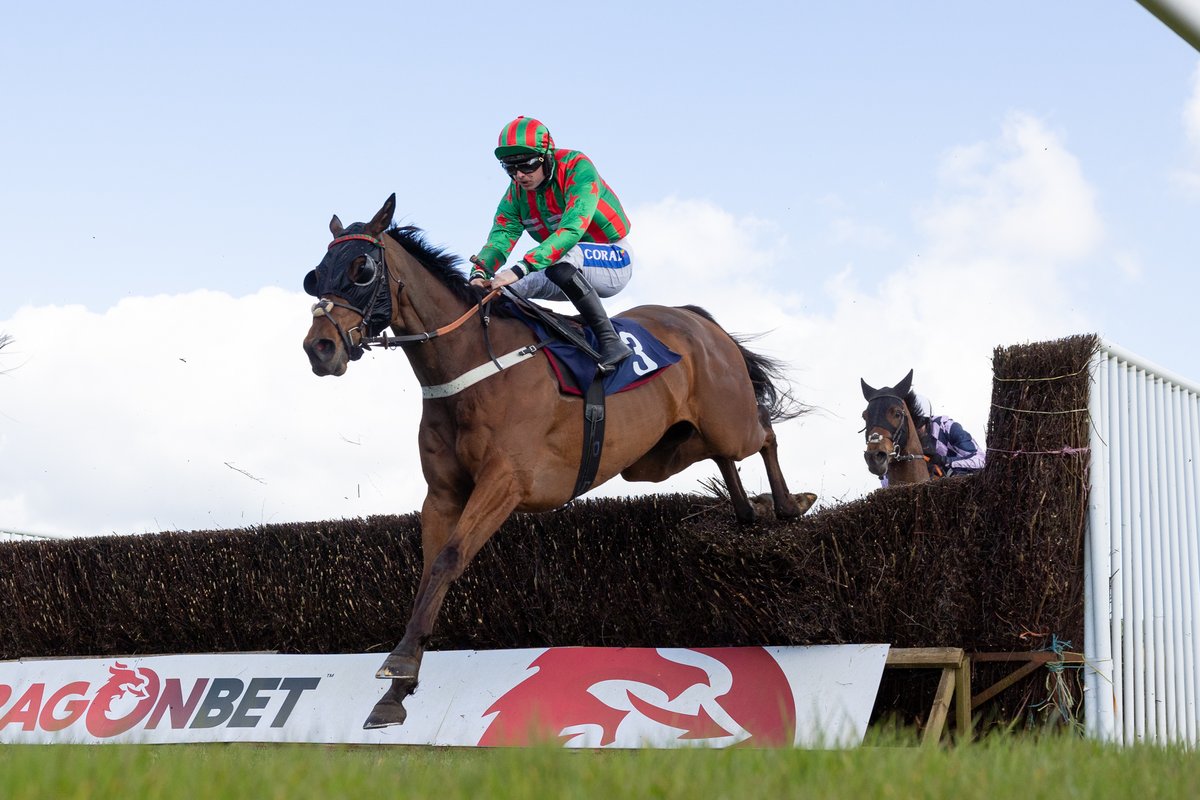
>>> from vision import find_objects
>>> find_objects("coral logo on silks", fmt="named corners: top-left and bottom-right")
top-left (0, 661), bottom-right (321, 737)
top-left (479, 648), bottom-right (796, 748)
top-left (580, 244), bottom-right (630, 267)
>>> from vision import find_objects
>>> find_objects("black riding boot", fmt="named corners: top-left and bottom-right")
top-left (546, 262), bottom-right (632, 369)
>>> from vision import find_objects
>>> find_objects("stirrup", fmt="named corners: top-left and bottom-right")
top-left (597, 343), bottom-right (632, 370)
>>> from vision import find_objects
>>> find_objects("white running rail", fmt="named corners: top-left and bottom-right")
top-left (1087, 340), bottom-right (1200, 744)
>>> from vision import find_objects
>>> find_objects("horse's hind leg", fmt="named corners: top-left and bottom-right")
top-left (757, 405), bottom-right (804, 518)
top-left (758, 407), bottom-right (806, 520)
top-left (714, 456), bottom-right (757, 524)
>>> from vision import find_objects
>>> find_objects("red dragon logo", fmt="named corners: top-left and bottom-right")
top-left (83, 662), bottom-right (160, 738)
top-left (479, 647), bottom-right (795, 747)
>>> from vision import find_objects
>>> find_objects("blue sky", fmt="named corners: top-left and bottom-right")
top-left (2, 2), bottom-right (1198, 537)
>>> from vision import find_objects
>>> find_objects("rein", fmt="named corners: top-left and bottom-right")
top-left (358, 287), bottom-right (505, 349)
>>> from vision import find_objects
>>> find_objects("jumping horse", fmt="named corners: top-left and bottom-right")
top-left (301, 194), bottom-right (807, 729)
top-left (860, 369), bottom-right (932, 486)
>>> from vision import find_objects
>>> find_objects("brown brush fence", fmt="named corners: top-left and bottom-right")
top-left (0, 334), bottom-right (1100, 729)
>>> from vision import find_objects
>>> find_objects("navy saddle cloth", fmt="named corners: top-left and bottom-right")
top-left (506, 303), bottom-right (681, 396)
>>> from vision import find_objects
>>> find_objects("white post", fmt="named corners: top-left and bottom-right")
top-left (1087, 351), bottom-right (1116, 739)
top-left (1118, 358), bottom-right (1137, 743)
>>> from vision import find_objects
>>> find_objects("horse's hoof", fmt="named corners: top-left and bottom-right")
top-left (363, 698), bottom-right (408, 729)
top-left (775, 491), bottom-right (818, 519)
top-left (792, 492), bottom-right (817, 514)
top-left (376, 653), bottom-right (420, 680)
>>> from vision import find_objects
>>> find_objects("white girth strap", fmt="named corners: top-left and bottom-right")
top-left (420, 346), bottom-right (540, 399)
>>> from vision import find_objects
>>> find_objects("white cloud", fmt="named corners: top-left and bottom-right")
top-left (923, 112), bottom-right (1102, 264)
top-left (0, 112), bottom-right (1106, 536)
top-left (0, 289), bottom-right (429, 536)
top-left (806, 114), bottom-right (1099, 468)
top-left (613, 112), bottom-right (1103, 508)
top-left (616, 196), bottom-right (800, 328)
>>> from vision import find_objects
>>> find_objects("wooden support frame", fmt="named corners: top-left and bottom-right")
top-left (883, 648), bottom-right (1084, 744)
top-left (969, 651), bottom-right (1085, 711)
top-left (885, 647), bottom-right (971, 746)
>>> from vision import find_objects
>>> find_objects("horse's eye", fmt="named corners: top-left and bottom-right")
top-left (350, 254), bottom-right (378, 287)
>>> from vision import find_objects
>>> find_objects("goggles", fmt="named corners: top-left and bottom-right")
top-left (501, 155), bottom-right (544, 176)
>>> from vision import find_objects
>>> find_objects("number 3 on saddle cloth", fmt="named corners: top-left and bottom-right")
top-left (504, 300), bottom-right (682, 499)
top-left (533, 319), bottom-right (681, 397)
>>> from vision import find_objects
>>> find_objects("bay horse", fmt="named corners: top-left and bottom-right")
top-left (860, 369), bottom-right (932, 486)
top-left (301, 194), bottom-right (807, 729)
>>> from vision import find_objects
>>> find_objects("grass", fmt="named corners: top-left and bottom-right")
top-left (1, 733), bottom-right (1199, 800)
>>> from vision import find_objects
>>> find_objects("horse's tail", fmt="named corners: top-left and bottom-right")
top-left (678, 305), bottom-right (806, 424)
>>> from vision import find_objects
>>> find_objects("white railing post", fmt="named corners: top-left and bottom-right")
top-left (1086, 352), bottom-right (1116, 739)
top-left (1088, 340), bottom-right (1200, 744)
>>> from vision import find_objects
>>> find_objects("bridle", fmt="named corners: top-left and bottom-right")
top-left (310, 233), bottom-right (505, 361)
top-left (310, 233), bottom-right (394, 361)
top-left (864, 394), bottom-right (925, 465)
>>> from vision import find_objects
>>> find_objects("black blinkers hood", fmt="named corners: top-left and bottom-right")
top-left (304, 238), bottom-right (393, 336)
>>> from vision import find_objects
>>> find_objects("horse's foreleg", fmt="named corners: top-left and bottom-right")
top-left (366, 469), bottom-right (521, 728)
top-left (374, 540), bottom-right (467, 680)
top-left (714, 456), bottom-right (757, 524)
top-left (756, 406), bottom-right (804, 518)
top-left (364, 506), bottom-right (449, 730)
top-left (363, 565), bottom-right (438, 729)
top-left (364, 681), bottom-right (414, 729)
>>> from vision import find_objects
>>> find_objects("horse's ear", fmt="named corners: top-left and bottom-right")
top-left (861, 378), bottom-right (876, 401)
top-left (896, 369), bottom-right (914, 396)
top-left (367, 193), bottom-right (396, 237)
top-left (330, 215), bottom-right (345, 237)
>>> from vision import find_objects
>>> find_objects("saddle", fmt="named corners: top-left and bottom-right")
top-left (497, 289), bottom-right (680, 396)
top-left (496, 289), bottom-right (681, 499)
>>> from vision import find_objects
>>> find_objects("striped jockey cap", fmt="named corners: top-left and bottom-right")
top-left (495, 116), bottom-right (555, 159)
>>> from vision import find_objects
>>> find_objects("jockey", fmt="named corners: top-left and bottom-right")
top-left (468, 116), bottom-right (633, 369)
top-left (911, 394), bottom-right (987, 477)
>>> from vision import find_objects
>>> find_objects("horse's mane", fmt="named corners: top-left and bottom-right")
top-left (385, 225), bottom-right (468, 294)
top-left (902, 388), bottom-right (923, 421)
top-left (382, 224), bottom-right (521, 318)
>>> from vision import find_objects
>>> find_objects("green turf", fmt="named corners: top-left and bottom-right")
top-left (2, 733), bottom-right (1199, 800)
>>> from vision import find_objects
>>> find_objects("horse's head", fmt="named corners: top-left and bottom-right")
top-left (303, 194), bottom-right (397, 376)
top-left (860, 368), bottom-right (921, 479)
